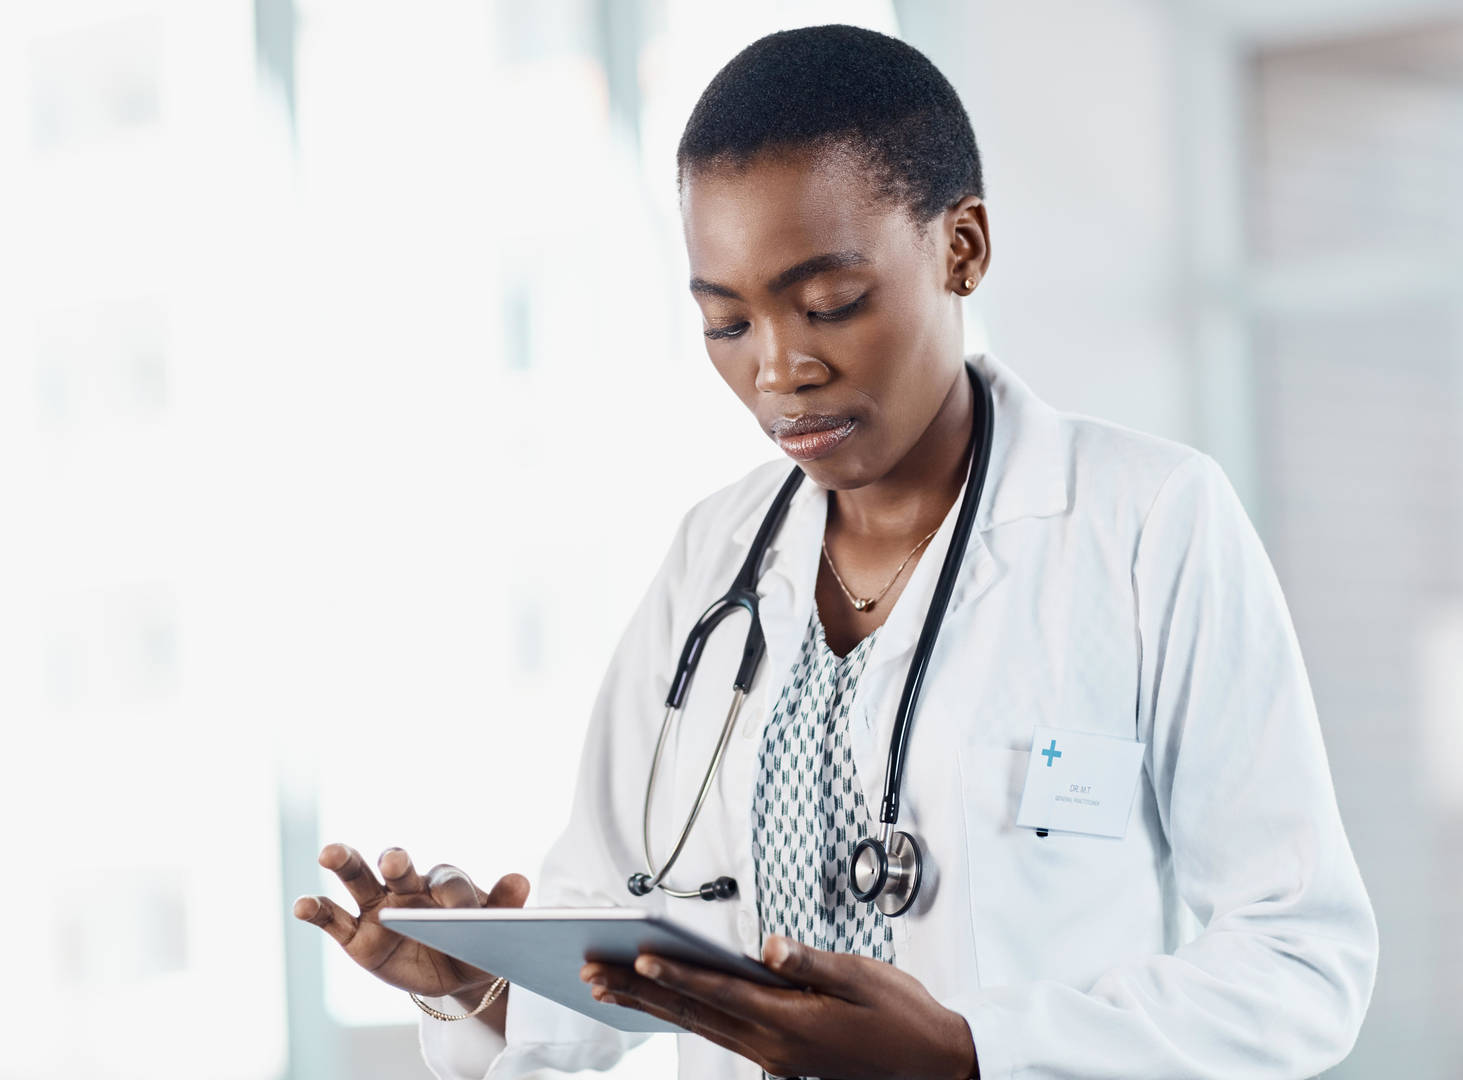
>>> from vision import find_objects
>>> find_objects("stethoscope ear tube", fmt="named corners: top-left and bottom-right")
top-left (877, 364), bottom-right (995, 827)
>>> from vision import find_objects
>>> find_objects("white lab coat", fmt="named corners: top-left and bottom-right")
top-left (418, 351), bottom-right (1378, 1080)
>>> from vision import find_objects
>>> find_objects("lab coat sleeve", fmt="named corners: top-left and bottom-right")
top-left (946, 453), bottom-right (1379, 1080)
top-left (418, 508), bottom-right (692, 1079)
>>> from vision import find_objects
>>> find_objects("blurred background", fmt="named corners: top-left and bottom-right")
top-left (1, 0), bottom-right (1459, 1076)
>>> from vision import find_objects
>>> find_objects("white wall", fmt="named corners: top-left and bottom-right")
top-left (897, 0), bottom-right (1201, 452)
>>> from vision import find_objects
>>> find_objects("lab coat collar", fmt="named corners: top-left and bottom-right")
top-left (730, 351), bottom-right (1072, 567)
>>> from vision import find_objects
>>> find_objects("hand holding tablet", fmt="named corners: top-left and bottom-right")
top-left (296, 850), bottom-right (976, 1078)
top-left (380, 906), bottom-right (801, 1033)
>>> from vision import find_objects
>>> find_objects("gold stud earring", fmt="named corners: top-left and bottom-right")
top-left (962, 277), bottom-right (975, 291)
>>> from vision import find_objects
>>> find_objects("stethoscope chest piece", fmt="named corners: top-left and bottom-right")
top-left (850, 829), bottom-right (923, 917)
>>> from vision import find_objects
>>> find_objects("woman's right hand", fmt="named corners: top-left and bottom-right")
top-left (292, 842), bottom-right (531, 998)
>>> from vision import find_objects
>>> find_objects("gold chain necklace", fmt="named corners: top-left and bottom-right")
top-left (821, 523), bottom-right (942, 612)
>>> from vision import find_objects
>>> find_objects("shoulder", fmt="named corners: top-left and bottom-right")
top-left (1047, 409), bottom-right (1259, 583)
top-left (976, 352), bottom-right (1221, 536)
top-left (1062, 412), bottom-right (1253, 566)
top-left (1064, 412), bottom-right (1212, 514)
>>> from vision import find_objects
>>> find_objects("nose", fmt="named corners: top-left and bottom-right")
top-left (754, 330), bottom-right (829, 396)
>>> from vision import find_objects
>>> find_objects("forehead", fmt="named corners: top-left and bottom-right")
top-left (681, 148), bottom-right (913, 288)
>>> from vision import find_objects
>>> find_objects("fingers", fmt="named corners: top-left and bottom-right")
top-left (378, 847), bottom-right (425, 895)
top-left (627, 953), bottom-right (793, 1025)
top-left (319, 843), bottom-right (387, 909)
top-left (321, 843), bottom-right (530, 915)
top-left (426, 863), bottom-right (485, 908)
top-left (484, 872), bottom-right (531, 909)
top-left (293, 894), bottom-right (359, 947)
top-left (762, 935), bottom-right (863, 1000)
top-left (581, 962), bottom-right (763, 1057)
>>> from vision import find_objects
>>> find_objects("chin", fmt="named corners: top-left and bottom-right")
top-left (796, 454), bottom-right (878, 492)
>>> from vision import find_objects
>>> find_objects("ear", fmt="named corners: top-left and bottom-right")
top-left (945, 195), bottom-right (991, 292)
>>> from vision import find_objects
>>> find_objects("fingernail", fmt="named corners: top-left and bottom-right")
top-left (768, 938), bottom-right (790, 966)
top-left (591, 985), bottom-right (606, 1000)
top-left (635, 957), bottom-right (662, 980)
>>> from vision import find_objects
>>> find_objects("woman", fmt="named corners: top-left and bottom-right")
top-left (293, 25), bottom-right (1377, 1080)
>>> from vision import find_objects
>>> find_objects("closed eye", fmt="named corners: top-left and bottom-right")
top-left (702, 294), bottom-right (868, 341)
top-left (703, 322), bottom-right (747, 341)
top-left (810, 295), bottom-right (866, 322)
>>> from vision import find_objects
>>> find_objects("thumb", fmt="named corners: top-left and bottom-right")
top-left (762, 934), bottom-right (861, 999)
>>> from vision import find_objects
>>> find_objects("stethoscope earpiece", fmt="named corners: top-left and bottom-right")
top-left (699, 876), bottom-right (738, 901)
top-left (626, 871), bottom-right (738, 901)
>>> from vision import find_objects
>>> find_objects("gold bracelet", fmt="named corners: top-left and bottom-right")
top-left (409, 976), bottom-right (508, 1021)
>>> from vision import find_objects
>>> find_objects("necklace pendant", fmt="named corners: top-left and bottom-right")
top-left (853, 598), bottom-right (871, 611)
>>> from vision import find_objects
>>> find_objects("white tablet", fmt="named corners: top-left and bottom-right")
top-left (380, 906), bottom-right (798, 1033)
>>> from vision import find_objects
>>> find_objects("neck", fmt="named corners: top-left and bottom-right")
top-left (829, 367), bottom-right (976, 543)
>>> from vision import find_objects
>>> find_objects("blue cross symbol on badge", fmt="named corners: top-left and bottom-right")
top-left (1041, 739), bottom-right (1061, 767)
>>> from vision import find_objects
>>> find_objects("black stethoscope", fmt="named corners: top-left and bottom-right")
top-left (627, 360), bottom-right (994, 917)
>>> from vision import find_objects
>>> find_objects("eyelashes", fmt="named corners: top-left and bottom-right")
top-left (702, 294), bottom-right (867, 341)
top-left (813, 296), bottom-right (867, 322)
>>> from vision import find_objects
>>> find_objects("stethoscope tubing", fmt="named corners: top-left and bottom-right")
top-left (634, 467), bottom-right (807, 899)
top-left (638, 689), bottom-right (749, 898)
top-left (666, 467), bottom-right (807, 708)
top-left (877, 366), bottom-right (995, 824)
top-left (633, 362), bottom-right (992, 905)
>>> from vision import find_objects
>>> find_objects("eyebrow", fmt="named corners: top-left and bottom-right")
top-left (689, 249), bottom-right (870, 301)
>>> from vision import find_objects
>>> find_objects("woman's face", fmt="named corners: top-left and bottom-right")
top-left (681, 146), bottom-right (987, 492)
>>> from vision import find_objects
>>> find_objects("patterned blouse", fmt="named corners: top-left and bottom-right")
top-left (750, 607), bottom-right (895, 1062)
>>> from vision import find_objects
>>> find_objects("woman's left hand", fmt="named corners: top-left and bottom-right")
top-left (579, 934), bottom-right (978, 1080)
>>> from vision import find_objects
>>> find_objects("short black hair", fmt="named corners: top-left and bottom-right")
top-left (676, 24), bottom-right (983, 226)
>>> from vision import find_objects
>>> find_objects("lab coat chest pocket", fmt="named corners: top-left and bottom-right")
top-left (955, 740), bottom-right (1156, 991)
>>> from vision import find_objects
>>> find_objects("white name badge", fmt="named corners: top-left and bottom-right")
top-left (1015, 725), bottom-right (1146, 839)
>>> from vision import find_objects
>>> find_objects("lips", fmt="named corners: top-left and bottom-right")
top-left (772, 415), bottom-right (856, 462)
top-left (770, 413), bottom-right (851, 437)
